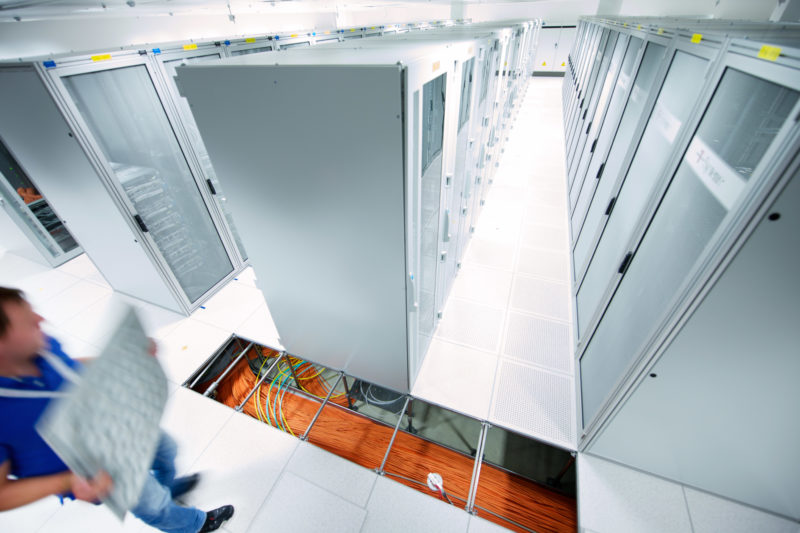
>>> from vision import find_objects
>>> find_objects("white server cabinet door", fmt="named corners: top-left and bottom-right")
top-left (590, 168), bottom-right (800, 521)
top-left (580, 61), bottom-right (800, 428)
top-left (575, 48), bottom-right (711, 341)
top-left (176, 64), bottom-right (409, 392)
top-left (0, 67), bottom-right (180, 312)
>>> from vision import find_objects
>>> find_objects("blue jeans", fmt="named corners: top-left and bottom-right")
top-left (131, 433), bottom-right (206, 533)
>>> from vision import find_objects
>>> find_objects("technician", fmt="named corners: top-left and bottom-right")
top-left (0, 286), bottom-right (234, 532)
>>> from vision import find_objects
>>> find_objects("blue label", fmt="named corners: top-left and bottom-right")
top-left (43, 60), bottom-right (56, 68)
top-left (224, 40), bottom-right (231, 46)
top-left (152, 48), bottom-right (161, 54)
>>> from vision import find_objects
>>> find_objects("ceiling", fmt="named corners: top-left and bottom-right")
top-left (0, 0), bottom-right (548, 20)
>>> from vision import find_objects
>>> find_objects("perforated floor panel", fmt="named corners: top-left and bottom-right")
top-left (510, 274), bottom-right (571, 322)
top-left (516, 247), bottom-right (570, 282)
top-left (490, 360), bottom-right (576, 449)
top-left (503, 311), bottom-right (572, 374)
top-left (435, 297), bottom-right (505, 353)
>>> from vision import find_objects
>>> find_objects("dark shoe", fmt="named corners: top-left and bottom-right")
top-left (170, 473), bottom-right (201, 499)
top-left (199, 505), bottom-right (234, 532)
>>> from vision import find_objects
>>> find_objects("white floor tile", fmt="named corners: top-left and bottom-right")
top-left (36, 280), bottom-right (112, 326)
top-left (577, 454), bottom-right (693, 533)
top-left (510, 274), bottom-right (571, 323)
top-left (156, 318), bottom-right (232, 385)
top-left (468, 515), bottom-right (513, 533)
top-left (450, 264), bottom-right (514, 309)
top-left (133, 302), bottom-right (186, 340)
top-left (182, 414), bottom-right (299, 533)
top-left (14, 269), bottom-right (81, 307)
top-left (0, 495), bottom-right (61, 533)
top-left (0, 252), bottom-right (50, 284)
top-left (435, 298), bottom-right (505, 353)
top-left (360, 476), bottom-right (469, 533)
top-left (412, 338), bottom-right (498, 421)
top-left (490, 360), bottom-right (575, 448)
top-left (516, 246), bottom-right (570, 282)
top-left (190, 283), bottom-right (265, 332)
top-left (684, 487), bottom-right (799, 533)
top-left (286, 441), bottom-right (378, 508)
top-left (36, 498), bottom-right (147, 533)
top-left (246, 471), bottom-right (366, 533)
top-left (233, 303), bottom-right (282, 351)
top-left (159, 388), bottom-right (234, 476)
top-left (464, 239), bottom-right (516, 271)
top-left (56, 253), bottom-right (100, 279)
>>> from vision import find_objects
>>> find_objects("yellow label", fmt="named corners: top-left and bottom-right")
top-left (623, 22), bottom-right (628, 27)
top-left (542, 61), bottom-right (546, 66)
top-left (433, 60), bottom-right (440, 72)
top-left (350, 28), bottom-right (356, 32)
top-left (245, 38), bottom-right (256, 43)
top-left (757, 45), bottom-right (781, 62)
top-left (371, 26), bottom-right (376, 29)
top-left (561, 62), bottom-right (565, 66)
top-left (91, 53), bottom-right (112, 61)
top-left (290, 34), bottom-right (298, 38)
top-left (657, 28), bottom-right (664, 35)
top-left (504, 61), bottom-right (507, 66)
top-left (183, 44), bottom-right (198, 50)
top-left (637, 24), bottom-right (642, 30)
top-left (691, 33), bottom-right (703, 44)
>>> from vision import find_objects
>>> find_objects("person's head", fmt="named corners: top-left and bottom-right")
top-left (0, 287), bottom-right (47, 373)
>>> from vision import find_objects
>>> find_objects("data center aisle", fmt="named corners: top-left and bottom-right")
top-left (413, 77), bottom-right (577, 451)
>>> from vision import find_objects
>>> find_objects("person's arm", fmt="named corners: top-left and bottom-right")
top-left (0, 460), bottom-right (112, 511)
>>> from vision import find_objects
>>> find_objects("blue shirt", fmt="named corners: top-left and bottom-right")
top-left (0, 336), bottom-right (82, 478)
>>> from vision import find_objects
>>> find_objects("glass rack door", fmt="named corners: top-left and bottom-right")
top-left (419, 73), bottom-right (447, 361)
top-left (161, 53), bottom-right (248, 262)
top-left (0, 138), bottom-right (81, 265)
top-left (580, 66), bottom-right (799, 426)
top-left (61, 64), bottom-right (234, 305)
top-left (576, 49), bottom-right (710, 339)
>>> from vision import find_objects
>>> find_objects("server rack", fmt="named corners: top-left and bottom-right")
top-left (176, 41), bottom-right (502, 393)
top-left (320, 27), bottom-right (522, 315)
top-left (0, 137), bottom-right (82, 266)
top-left (0, 47), bottom-right (246, 314)
top-left (566, 19), bottom-right (800, 517)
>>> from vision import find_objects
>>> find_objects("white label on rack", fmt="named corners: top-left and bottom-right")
top-left (651, 102), bottom-right (681, 143)
top-left (685, 136), bottom-right (746, 211)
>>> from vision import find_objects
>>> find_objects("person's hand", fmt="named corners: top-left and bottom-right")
top-left (70, 471), bottom-right (113, 503)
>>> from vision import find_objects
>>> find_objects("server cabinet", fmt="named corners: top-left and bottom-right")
top-left (176, 43), bottom-right (478, 393)
top-left (320, 31), bottom-right (509, 311)
top-left (566, 31), bottom-right (628, 184)
top-left (0, 50), bottom-right (245, 314)
top-left (575, 33), bottom-right (722, 342)
top-left (0, 137), bottom-right (82, 266)
top-left (155, 45), bottom-right (248, 263)
top-left (571, 24), bottom-right (800, 430)
top-left (589, 163), bottom-right (800, 521)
